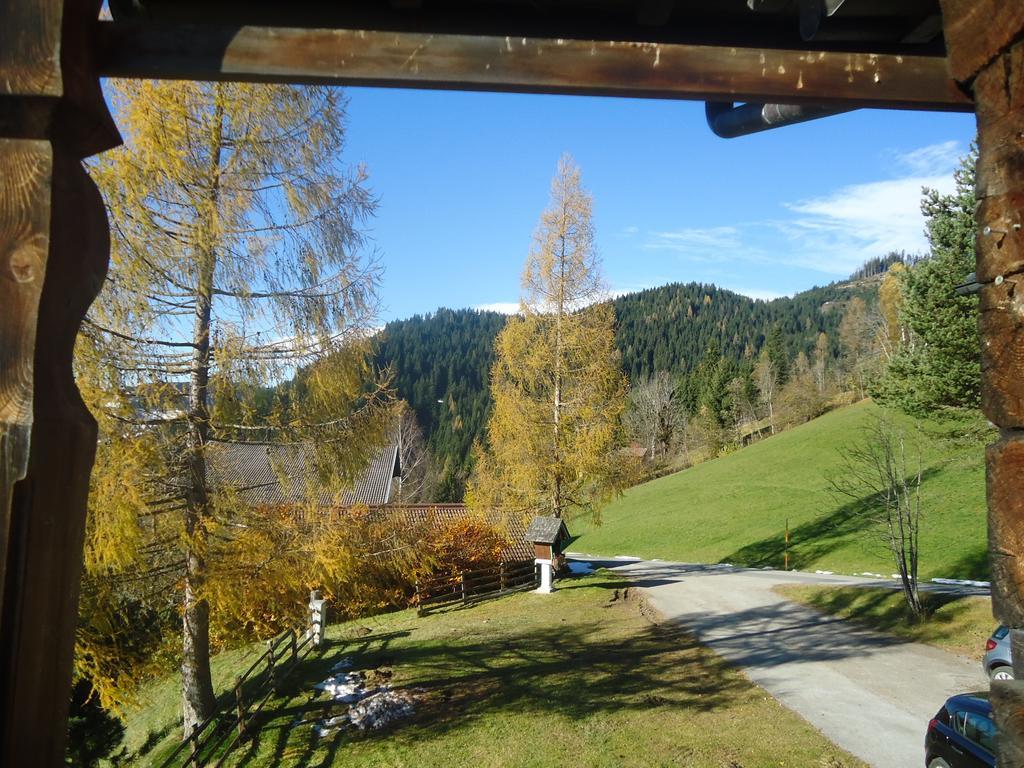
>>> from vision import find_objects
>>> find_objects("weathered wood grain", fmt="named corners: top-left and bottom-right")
top-left (96, 22), bottom-right (973, 111)
top-left (0, 1), bottom-right (119, 765)
top-left (0, 0), bottom-right (63, 98)
top-left (943, 0), bottom-right (1024, 756)
top-left (0, 139), bottom-right (51, 672)
top-left (975, 44), bottom-right (1024, 429)
top-left (989, 438), bottom-right (1024, 627)
top-left (991, 680), bottom-right (1024, 766)
top-left (1, 153), bottom-right (109, 767)
top-left (939, 0), bottom-right (1024, 83)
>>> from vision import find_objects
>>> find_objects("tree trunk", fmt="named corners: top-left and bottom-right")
top-left (181, 98), bottom-right (224, 735)
top-left (551, 223), bottom-right (566, 519)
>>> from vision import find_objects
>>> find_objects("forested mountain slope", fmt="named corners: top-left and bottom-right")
top-left (373, 308), bottom-right (507, 497)
top-left (373, 279), bottom-right (878, 497)
top-left (612, 281), bottom-right (874, 380)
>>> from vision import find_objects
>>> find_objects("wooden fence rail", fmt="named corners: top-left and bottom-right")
top-left (416, 561), bottom-right (536, 615)
top-left (156, 618), bottom-right (319, 768)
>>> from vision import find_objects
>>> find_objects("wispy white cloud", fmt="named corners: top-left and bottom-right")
top-left (627, 140), bottom-right (964, 282)
top-left (644, 226), bottom-right (742, 254)
top-left (474, 301), bottom-right (521, 315)
top-left (778, 168), bottom-right (956, 275)
top-left (892, 140), bottom-right (962, 177)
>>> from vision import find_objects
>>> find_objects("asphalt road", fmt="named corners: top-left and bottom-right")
top-left (577, 558), bottom-right (988, 768)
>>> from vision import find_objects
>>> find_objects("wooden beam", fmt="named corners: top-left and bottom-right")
top-left (0, 1), bottom-right (119, 765)
top-left (940, 2), bottom-right (1024, 766)
top-left (940, 0), bottom-right (1024, 83)
top-left (96, 22), bottom-right (973, 111)
top-left (0, 0), bottom-right (64, 642)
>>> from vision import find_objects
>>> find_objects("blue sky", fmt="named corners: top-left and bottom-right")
top-left (341, 88), bottom-right (976, 321)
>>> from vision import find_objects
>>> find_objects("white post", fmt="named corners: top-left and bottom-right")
top-left (535, 559), bottom-right (553, 594)
top-left (308, 589), bottom-right (327, 648)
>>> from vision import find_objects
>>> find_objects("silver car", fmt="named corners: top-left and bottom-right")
top-left (983, 625), bottom-right (1014, 680)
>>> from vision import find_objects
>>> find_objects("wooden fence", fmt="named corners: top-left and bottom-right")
top-left (155, 622), bottom-right (319, 768)
top-left (415, 561), bottom-right (537, 615)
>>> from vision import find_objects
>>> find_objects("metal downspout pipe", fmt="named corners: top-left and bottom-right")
top-left (705, 101), bottom-right (855, 138)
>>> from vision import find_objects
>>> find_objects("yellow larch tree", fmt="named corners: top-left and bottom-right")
top-left (469, 155), bottom-right (626, 520)
top-left (77, 81), bottom-right (392, 731)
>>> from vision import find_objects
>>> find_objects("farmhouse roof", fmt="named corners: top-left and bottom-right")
top-left (395, 505), bottom-right (535, 563)
top-left (207, 442), bottom-right (401, 508)
top-left (525, 515), bottom-right (570, 545)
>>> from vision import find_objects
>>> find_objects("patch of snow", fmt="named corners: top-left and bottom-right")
top-left (348, 689), bottom-right (417, 731)
top-left (856, 572), bottom-right (885, 578)
top-left (613, 555), bottom-right (642, 561)
top-left (315, 670), bottom-right (365, 703)
top-left (815, 570), bottom-right (834, 575)
top-left (312, 660), bottom-right (418, 738)
top-left (932, 577), bottom-right (991, 588)
top-left (567, 561), bottom-right (594, 575)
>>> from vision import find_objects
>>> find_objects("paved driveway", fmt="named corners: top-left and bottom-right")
top-left (580, 559), bottom-right (987, 768)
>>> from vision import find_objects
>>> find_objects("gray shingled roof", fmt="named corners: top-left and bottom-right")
top-left (207, 442), bottom-right (400, 507)
top-left (525, 515), bottom-right (569, 545)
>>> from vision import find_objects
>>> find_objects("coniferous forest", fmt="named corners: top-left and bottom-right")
top-left (373, 278), bottom-right (881, 498)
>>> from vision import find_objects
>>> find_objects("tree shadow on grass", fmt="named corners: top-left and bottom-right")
top-left (794, 584), bottom-right (988, 642)
top-left (226, 596), bottom-right (761, 767)
top-left (658, 598), bottom-right (916, 671)
top-left (720, 468), bottom-right (941, 571)
top-left (941, 546), bottom-right (991, 582)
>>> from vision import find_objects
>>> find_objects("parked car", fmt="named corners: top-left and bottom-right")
top-left (925, 692), bottom-right (996, 768)
top-left (983, 625), bottom-right (1013, 680)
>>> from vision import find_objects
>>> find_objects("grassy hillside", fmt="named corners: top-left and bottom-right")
top-left (572, 401), bottom-right (990, 580)
top-left (121, 573), bottom-right (864, 767)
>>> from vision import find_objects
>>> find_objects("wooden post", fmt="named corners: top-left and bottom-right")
top-left (289, 630), bottom-right (298, 666)
top-left (308, 589), bottom-right (326, 648)
top-left (460, 571), bottom-right (466, 603)
top-left (0, 2), bottom-right (119, 765)
top-left (940, 3), bottom-right (1024, 764)
top-left (234, 676), bottom-right (246, 738)
top-left (267, 640), bottom-right (280, 694)
top-left (185, 723), bottom-right (200, 768)
top-left (499, 561), bottom-right (506, 593)
top-left (784, 519), bottom-right (790, 571)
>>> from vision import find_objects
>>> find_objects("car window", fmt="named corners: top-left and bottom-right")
top-left (963, 712), bottom-right (997, 753)
top-left (994, 626), bottom-right (1009, 640)
top-left (953, 710), bottom-right (967, 736)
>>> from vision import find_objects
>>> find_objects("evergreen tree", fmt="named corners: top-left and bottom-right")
top-left (872, 148), bottom-right (980, 415)
top-left (376, 277), bottom-right (876, 474)
top-left (374, 308), bottom-right (506, 499)
top-left (765, 326), bottom-right (791, 385)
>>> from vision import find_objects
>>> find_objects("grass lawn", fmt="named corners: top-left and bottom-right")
top-left (775, 584), bottom-right (995, 660)
top-left (123, 572), bottom-right (865, 768)
top-left (571, 400), bottom-right (990, 580)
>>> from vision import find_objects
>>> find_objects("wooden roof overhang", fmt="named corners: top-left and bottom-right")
top-left (97, 0), bottom-right (973, 113)
top-left (17, 1), bottom-right (1024, 766)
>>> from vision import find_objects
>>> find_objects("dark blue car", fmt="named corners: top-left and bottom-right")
top-left (925, 692), bottom-right (997, 767)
